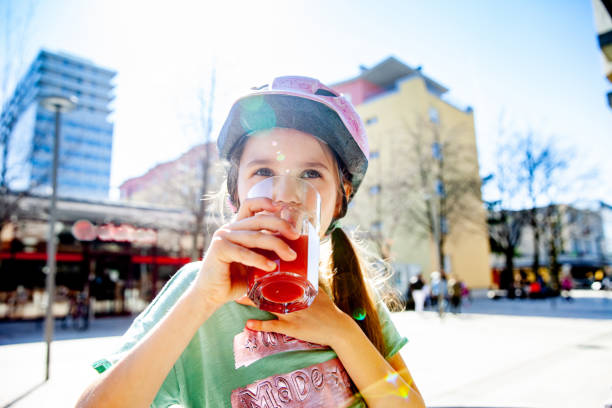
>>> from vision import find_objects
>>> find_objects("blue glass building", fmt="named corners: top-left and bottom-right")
top-left (0, 49), bottom-right (116, 199)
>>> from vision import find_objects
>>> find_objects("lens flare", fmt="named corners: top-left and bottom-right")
top-left (239, 96), bottom-right (276, 132)
top-left (352, 307), bottom-right (366, 320)
top-left (397, 384), bottom-right (410, 399)
top-left (385, 372), bottom-right (399, 386)
top-left (276, 151), bottom-right (286, 161)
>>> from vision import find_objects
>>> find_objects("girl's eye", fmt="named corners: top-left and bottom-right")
top-left (254, 168), bottom-right (274, 177)
top-left (301, 169), bottom-right (321, 179)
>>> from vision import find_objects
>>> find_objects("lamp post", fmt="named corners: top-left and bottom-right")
top-left (40, 95), bottom-right (77, 381)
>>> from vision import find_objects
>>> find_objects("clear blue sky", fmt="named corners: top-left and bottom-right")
top-left (3, 0), bottom-right (611, 205)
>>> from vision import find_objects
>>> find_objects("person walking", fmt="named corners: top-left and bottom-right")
top-left (560, 264), bottom-right (574, 302)
top-left (410, 274), bottom-right (426, 313)
top-left (448, 275), bottom-right (463, 314)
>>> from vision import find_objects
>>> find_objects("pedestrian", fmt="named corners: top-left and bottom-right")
top-left (448, 275), bottom-right (462, 313)
top-left (430, 271), bottom-right (448, 314)
top-left (422, 280), bottom-right (431, 309)
top-left (441, 272), bottom-right (449, 306)
top-left (429, 271), bottom-right (440, 308)
top-left (560, 264), bottom-right (574, 302)
top-left (75, 291), bottom-right (90, 330)
top-left (410, 274), bottom-right (426, 313)
top-left (76, 76), bottom-right (425, 407)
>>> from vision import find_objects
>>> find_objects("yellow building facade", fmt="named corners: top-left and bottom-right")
top-left (333, 57), bottom-right (491, 289)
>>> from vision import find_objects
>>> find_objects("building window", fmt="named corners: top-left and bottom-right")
top-left (572, 239), bottom-right (580, 255)
top-left (584, 240), bottom-right (593, 255)
top-left (369, 151), bottom-right (380, 159)
top-left (365, 116), bottom-right (378, 126)
top-left (440, 216), bottom-right (449, 234)
top-left (432, 142), bottom-right (442, 160)
top-left (369, 184), bottom-right (381, 195)
top-left (429, 107), bottom-right (439, 124)
top-left (435, 179), bottom-right (445, 197)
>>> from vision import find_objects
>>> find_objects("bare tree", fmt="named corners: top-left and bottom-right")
top-left (356, 115), bottom-right (484, 273)
top-left (517, 131), bottom-right (567, 280)
top-left (164, 68), bottom-right (218, 260)
top-left (401, 117), bottom-right (483, 274)
top-left (486, 202), bottom-right (526, 292)
top-left (485, 120), bottom-right (600, 292)
top-left (126, 69), bottom-right (219, 260)
top-left (189, 68), bottom-right (217, 260)
top-left (483, 129), bottom-right (528, 292)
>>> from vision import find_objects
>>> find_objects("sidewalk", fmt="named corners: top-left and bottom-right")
top-left (1, 299), bottom-right (611, 407)
top-left (0, 315), bottom-right (135, 346)
top-left (0, 316), bottom-right (135, 407)
top-left (453, 292), bottom-right (612, 320)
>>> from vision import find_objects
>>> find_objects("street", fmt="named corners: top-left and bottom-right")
top-left (0, 295), bottom-right (611, 408)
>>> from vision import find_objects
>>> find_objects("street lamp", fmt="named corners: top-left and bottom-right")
top-left (39, 94), bottom-right (77, 381)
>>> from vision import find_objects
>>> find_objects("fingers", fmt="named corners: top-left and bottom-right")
top-left (208, 197), bottom-right (300, 272)
top-left (229, 264), bottom-right (249, 298)
top-left (235, 197), bottom-right (281, 221)
top-left (222, 230), bottom-right (297, 261)
top-left (235, 295), bottom-right (256, 307)
top-left (229, 214), bottom-right (300, 240)
top-left (246, 318), bottom-right (284, 333)
top-left (213, 235), bottom-right (277, 272)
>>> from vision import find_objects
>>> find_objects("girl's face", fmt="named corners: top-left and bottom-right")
top-left (237, 128), bottom-right (343, 236)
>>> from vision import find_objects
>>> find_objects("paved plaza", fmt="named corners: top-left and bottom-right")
top-left (0, 294), bottom-right (611, 408)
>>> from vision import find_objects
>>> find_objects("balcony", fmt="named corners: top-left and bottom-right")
top-left (38, 71), bottom-right (113, 101)
top-left (41, 58), bottom-right (115, 88)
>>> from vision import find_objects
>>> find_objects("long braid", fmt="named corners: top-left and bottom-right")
top-left (330, 227), bottom-right (385, 355)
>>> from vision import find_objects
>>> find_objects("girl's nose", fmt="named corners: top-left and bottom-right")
top-left (273, 176), bottom-right (302, 205)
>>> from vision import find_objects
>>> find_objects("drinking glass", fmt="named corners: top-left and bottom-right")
top-left (246, 176), bottom-right (321, 313)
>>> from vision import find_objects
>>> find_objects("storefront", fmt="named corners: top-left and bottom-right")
top-left (0, 195), bottom-right (218, 320)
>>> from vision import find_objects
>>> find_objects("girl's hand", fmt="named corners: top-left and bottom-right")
top-left (242, 289), bottom-right (356, 348)
top-left (192, 197), bottom-right (300, 308)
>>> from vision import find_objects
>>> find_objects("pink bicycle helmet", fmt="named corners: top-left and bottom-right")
top-left (217, 76), bottom-right (370, 198)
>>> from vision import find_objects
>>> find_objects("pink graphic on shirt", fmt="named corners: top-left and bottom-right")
top-left (233, 328), bottom-right (328, 369)
top-left (230, 358), bottom-right (355, 408)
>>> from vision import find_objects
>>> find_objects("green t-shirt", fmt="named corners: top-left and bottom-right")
top-left (93, 262), bottom-right (407, 407)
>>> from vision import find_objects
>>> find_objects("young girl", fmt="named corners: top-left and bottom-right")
top-left (77, 76), bottom-right (425, 407)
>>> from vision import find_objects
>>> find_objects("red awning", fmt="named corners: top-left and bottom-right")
top-left (0, 252), bottom-right (83, 262)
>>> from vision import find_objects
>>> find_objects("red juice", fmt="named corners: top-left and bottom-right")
top-left (247, 235), bottom-right (316, 313)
